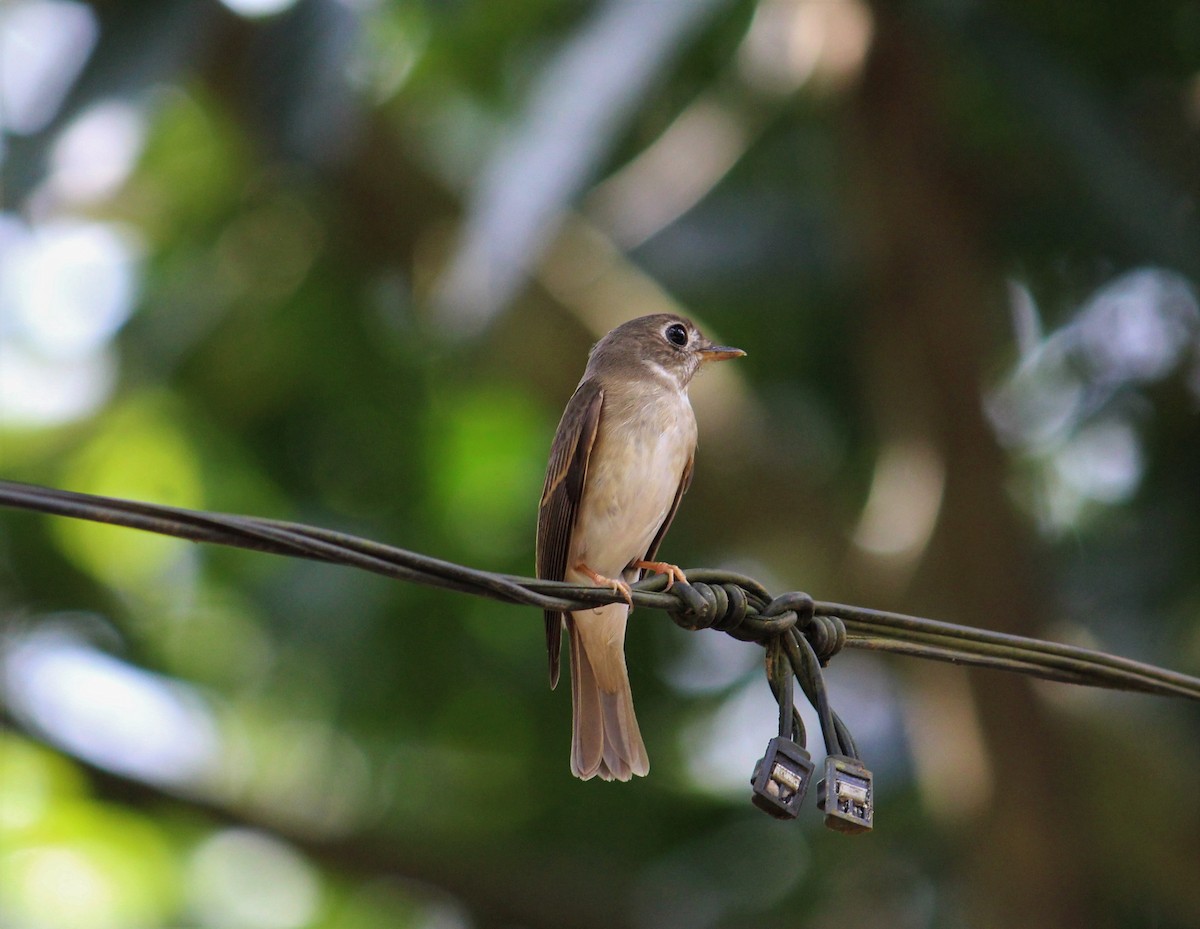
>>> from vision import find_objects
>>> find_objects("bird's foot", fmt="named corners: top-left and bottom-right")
top-left (632, 560), bottom-right (689, 591)
top-left (577, 562), bottom-right (635, 607)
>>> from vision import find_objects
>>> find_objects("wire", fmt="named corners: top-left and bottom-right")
top-left (2, 478), bottom-right (1198, 707)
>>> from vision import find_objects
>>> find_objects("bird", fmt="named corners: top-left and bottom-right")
top-left (536, 313), bottom-right (745, 781)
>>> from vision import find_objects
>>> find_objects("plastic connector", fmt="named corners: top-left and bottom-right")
top-left (750, 737), bottom-right (814, 820)
top-left (816, 754), bottom-right (873, 833)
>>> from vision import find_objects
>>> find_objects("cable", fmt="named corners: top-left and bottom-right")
top-left (3, 478), bottom-right (1198, 831)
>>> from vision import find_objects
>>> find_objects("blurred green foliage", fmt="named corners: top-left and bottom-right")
top-left (2, 1), bottom-right (1199, 928)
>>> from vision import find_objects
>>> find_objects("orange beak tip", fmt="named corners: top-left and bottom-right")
top-left (701, 346), bottom-right (746, 362)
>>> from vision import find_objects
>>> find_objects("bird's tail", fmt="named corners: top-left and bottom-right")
top-left (568, 604), bottom-right (649, 781)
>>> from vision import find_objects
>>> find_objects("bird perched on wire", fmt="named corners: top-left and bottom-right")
top-left (536, 313), bottom-right (745, 781)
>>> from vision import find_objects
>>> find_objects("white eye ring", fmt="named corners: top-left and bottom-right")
top-left (665, 323), bottom-right (688, 347)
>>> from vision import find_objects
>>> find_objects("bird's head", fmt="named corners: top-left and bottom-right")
top-left (586, 314), bottom-right (745, 390)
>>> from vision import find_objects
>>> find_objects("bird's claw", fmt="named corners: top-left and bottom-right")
top-left (632, 560), bottom-right (689, 591)
top-left (577, 563), bottom-right (635, 607)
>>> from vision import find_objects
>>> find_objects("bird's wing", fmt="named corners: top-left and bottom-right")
top-left (641, 453), bottom-right (693, 567)
top-left (536, 378), bottom-right (605, 689)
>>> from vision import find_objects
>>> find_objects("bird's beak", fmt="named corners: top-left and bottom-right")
top-left (698, 342), bottom-right (746, 362)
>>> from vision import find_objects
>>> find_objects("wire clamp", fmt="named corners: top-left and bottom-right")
top-left (751, 736), bottom-right (814, 819)
top-left (817, 754), bottom-right (874, 834)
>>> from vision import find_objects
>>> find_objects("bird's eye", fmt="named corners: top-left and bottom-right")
top-left (665, 323), bottom-right (688, 347)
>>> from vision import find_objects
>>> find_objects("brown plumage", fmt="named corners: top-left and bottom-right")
top-left (536, 313), bottom-right (744, 781)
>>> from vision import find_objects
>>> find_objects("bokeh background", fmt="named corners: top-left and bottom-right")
top-left (2, 0), bottom-right (1200, 927)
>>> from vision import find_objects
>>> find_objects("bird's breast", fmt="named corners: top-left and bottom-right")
top-left (568, 390), bottom-right (697, 580)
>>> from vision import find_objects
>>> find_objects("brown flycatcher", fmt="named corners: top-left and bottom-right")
top-left (536, 313), bottom-right (745, 781)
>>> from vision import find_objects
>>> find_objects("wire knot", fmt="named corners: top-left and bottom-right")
top-left (669, 583), bottom-right (831, 649)
top-left (760, 591), bottom-right (844, 663)
top-left (668, 581), bottom-right (756, 638)
top-left (803, 614), bottom-right (847, 665)
top-left (762, 591), bottom-right (815, 624)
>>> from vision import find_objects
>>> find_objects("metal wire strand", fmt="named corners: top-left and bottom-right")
top-left (2, 479), bottom-right (1199, 703)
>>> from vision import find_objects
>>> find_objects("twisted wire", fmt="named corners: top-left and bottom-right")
top-left (1, 479), bottom-right (1198, 704)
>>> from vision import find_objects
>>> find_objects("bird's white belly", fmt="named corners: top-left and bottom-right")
top-left (568, 396), bottom-right (696, 580)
